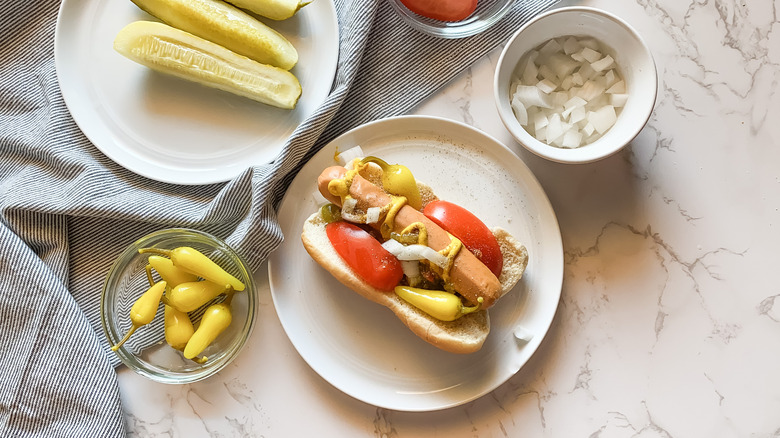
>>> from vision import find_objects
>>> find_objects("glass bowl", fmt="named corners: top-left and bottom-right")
top-left (493, 6), bottom-right (658, 163)
top-left (101, 228), bottom-right (255, 384)
top-left (388, 0), bottom-right (516, 39)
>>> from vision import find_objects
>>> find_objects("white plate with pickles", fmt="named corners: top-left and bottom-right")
top-left (55, 0), bottom-right (339, 185)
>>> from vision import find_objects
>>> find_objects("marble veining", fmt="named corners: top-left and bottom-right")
top-left (117, 0), bottom-right (780, 436)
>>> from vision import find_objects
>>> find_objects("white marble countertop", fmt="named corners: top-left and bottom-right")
top-left (117, 0), bottom-right (780, 435)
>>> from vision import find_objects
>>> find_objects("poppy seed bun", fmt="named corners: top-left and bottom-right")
top-left (300, 181), bottom-right (528, 353)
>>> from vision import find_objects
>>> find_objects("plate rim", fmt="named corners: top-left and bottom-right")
top-left (53, 0), bottom-right (340, 185)
top-left (267, 114), bottom-right (563, 411)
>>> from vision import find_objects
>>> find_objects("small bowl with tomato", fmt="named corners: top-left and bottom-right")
top-left (388, 0), bottom-right (516, 39)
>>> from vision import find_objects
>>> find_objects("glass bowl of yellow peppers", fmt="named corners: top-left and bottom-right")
top-left (101, 228), bottom-right (255, 384)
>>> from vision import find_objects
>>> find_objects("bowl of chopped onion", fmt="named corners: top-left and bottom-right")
top-left (493, 6), bottom-right (657, 163)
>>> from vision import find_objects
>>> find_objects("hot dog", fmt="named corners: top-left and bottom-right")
top-left (318, 165), bottom-right (503, 309)
top-left (301, 153), bottom-right (528, 353)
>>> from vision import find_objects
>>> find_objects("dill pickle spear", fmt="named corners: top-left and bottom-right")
top-left (224, 0), bottom-right (312, 21)
top-left (130, 0), bottom-right (298, 70)
top-left (114, 21), bottom-right (302, 109)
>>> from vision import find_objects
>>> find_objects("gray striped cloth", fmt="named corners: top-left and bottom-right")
top-left (0, 0), bottom-right (556, 435)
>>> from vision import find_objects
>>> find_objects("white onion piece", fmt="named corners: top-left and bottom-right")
top-left (610, 93), bottom-right (629, 107)
top-left (509, 35), bottom-right (627, 148)
top-left (591, 55), bottom-right (614, 72)
top-left (589, 105), bottom-right (617, 134)
top-left (342, 197), bottom-right (357, 214)
top-left (380, 240), bottom-right (449, 270)
top-left (563, 36), bottom-right (580, 55)
top-left (340, 197), bottom-right (364, 222)
top-left (336, 145), bottom-right (365, 166)
top-left (401, 261), bottom-right (420, 279)
top-left (365, 207), bottom-right (381, 224)
top-left (514, 85), bottom-right (553, 109)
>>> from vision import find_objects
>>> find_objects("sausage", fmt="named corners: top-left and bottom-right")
top-left (318, 166), bottom-right (502, 309)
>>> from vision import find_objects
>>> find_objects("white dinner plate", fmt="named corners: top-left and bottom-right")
top-left (54, 0), bottom-right (339, 185)
top-left (268, 115), bottom-right (563, 411)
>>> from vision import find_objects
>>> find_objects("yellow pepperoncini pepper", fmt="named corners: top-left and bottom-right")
top-left (164, 281), bottom-right (232, 313)
top-left (146, 255), bottom-right (198, 288)
top-left (163, 304), bottom-right (194, 352)
top-left (139, 246), bottom-right (245, 291)
top-left (111, 280), bottom-right (167, 351)
top-left (183, 293), bottom-right (234, 360)
top-left (361, 156), bottom-right (422, 210)
top-left (394, 286), bottom-right (482, 322)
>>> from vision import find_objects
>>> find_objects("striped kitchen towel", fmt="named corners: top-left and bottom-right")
top-left (0, 0), bottom-right (557, 436)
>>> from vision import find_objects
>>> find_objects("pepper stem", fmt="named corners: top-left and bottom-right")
top-left (145, 264), bottom-right (155, 287)
top-left (360, 156), bottom-right (389, 170)
top-left (138, 247), bottom-right (172, 257)
top-left (111, 324), bottom-right (138, 351)
top-left (460, 297), bottom-right (484, 317)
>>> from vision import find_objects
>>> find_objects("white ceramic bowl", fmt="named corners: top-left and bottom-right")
top-left (494, 7), bottom-right (657, 163)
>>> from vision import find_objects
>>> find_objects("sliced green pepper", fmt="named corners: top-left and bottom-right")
top-left (394, 286), bottom-right (482, 322)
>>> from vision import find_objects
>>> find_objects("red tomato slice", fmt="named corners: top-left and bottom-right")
top-left (423, 200), bottom-right (503, 278)
top-left (326, 221), bottom-right (404, 292)
top-left (399, 0), bottom-right (478, 22)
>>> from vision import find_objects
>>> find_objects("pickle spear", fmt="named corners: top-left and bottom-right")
top-left (114, 21), bottom-right (302, 109)
top-left (224, 0), bottom-right (312, 21)
top-left (130, 0), bottom-right (298, 70)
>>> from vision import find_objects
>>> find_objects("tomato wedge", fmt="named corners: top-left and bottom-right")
top-left (423, 200), bottom-right (503, 278)
top-left (326, 221), bottom-right (404, 292)
top-left (399, 0), bottom-right (478, 22)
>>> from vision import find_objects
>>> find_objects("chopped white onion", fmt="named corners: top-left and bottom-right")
top-left (513, 326), bottom-right (534, 343)
top-left (610, 93), bottom-right (629, 108)
top-left (536, 78), bottom-right (557, 94)
top-left (365, 207), bottom-right (381, 224)
top-left (340, 197), bottom-right (364, 222)
top-left (606, 80), bottom-right (626, 94)
top-left (381, 240), bottom-right (449, 270)
top-left (589, 105), bottom-right (617, 134)
top-left (336, 146), bottom-right (364, 166)
top-left (401, 261), bottom-right (420, 279)
top-left (513, 85), bottom-right (553, 109)
top-left (591, 55), bottom-right (614, 72)
top-left (579, 47), bottom-right (602, 63)
top-left (508, 35), bottom-right (627, 148)
top-left (342, 197), bottom-right (357, 214)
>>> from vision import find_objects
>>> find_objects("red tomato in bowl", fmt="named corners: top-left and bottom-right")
top-left (326, 221), bottom-right (404, 291)
top-left (423, 200), bottom-right (503, 278)
top-left (399, 0), bottom-right (478, 22)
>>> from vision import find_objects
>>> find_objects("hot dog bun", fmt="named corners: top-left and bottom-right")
top-left (301, 181), bottom-right (529, 354)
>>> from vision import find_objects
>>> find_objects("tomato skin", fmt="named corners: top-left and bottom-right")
top-left (326, 221), bottom-right (404, 291)
top-left (399, 0), bottom-right (478, 22)
top-left (423, 200), bottom-right (503, 278)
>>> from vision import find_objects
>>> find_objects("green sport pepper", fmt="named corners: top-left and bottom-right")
top-left (394, 286), bottom-right (483, 321)
top-left (139, 246), bottom-right (245, 291)
top-left (111, 280), bottom-right (167, 351)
